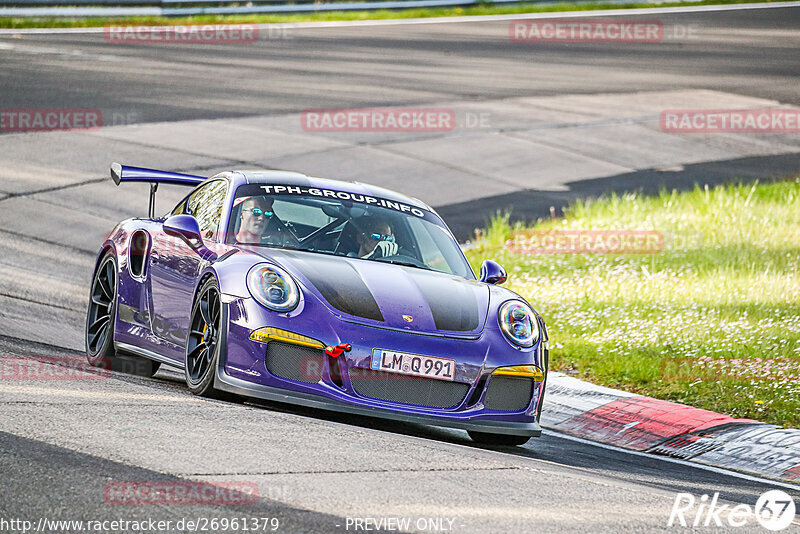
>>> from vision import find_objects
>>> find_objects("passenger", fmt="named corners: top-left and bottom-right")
top-left (354, 217), bottom-right (398, 259)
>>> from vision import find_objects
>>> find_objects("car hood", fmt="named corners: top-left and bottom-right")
top-left (258, 249), bottom-right (490, 338)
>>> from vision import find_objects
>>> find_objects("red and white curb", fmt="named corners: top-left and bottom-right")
top-left (541, 372), bottom-right (800, 484)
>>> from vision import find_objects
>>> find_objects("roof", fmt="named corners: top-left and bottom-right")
top-left (237, 170), bottom-right (433, 212)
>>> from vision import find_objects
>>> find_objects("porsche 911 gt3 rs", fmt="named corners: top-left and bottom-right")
top-left (86, 163), bottom-right (548, 446)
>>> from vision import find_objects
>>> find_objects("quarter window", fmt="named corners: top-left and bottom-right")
top-left (186, 180), bottom-right (228, 240)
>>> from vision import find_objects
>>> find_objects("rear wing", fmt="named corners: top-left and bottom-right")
top-left (110, 162), bottom-right (206, 218)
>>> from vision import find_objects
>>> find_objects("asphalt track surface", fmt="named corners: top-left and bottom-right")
top-left (1, 334), bottom-right (799, 533)
top-left (2, 6), bottom-right (799, 117)
top-left (2, 4), bottom-right (800, 237)
top-left (1, 4), bottom-right (800, 533)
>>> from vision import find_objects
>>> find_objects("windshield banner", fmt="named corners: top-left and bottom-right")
top-left (257, 184), bottom-right (427, 218)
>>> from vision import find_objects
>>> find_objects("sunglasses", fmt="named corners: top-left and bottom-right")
top-left (368, 233), bottom-right (394, 242)
top-left (243, 208), bottom-right (272, 218)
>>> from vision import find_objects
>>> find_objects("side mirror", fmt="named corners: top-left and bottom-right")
top-left (164, 214), bottom-right (205, 250)
top-left (480, 260), bottom-right (507, 285)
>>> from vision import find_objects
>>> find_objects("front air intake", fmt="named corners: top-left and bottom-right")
top-left (265, 341), bottom-right (324, 383)
top-left (349, 367), bottom-right (470, 409)
top-left (484, 376), bottom-right (534, 412)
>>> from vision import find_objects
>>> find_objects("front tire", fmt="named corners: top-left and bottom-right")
top-left (85, 253), bottom-right (161, 377)
top-left (468, 431), bottom-right (530, 447)
top-left (185, 277), bottom-right (226, 398)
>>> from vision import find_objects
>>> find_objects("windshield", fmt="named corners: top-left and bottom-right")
top-left (225, 184), bottom-right (474, 279)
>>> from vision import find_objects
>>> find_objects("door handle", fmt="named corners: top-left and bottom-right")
top-left (150, 252), bottom-right (160, 265)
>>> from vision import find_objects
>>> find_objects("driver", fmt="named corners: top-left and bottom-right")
top-left (354, 216), bottom-right (398, 259)
top-left (234, 196), bottom-right (291, 245)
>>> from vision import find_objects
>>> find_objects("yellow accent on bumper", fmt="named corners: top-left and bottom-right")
top-left (492, 365), bottom-right (544, 382)
top-left (249, 327), bottom-right (324, 349)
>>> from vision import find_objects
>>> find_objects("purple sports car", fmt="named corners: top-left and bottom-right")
top-left (85, 163), bottom-right (548, 446)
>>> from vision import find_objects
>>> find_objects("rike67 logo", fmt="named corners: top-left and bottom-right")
top-left (669, 490), bottom-right (796, 530)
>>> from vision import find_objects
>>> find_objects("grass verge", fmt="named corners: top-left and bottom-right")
top-left (464, 179), bottom-right (800, 428)
top-left (0, 0), bottom-right (793, 29)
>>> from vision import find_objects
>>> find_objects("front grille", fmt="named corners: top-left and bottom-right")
top-left (265, 341), bottom-right (323, 383)
top-left (484, 376), bottom-right (534, 411)
top-left (349, 367), bottom-right (470, 409)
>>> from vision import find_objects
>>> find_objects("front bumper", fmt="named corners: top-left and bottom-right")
top-left (215, 366), bottom-right (542, 437)
top-left (218, 297), bottom-right (546, 437)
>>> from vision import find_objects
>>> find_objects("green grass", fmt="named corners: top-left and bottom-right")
top-left (464, 179), bottom-right (800, 428)
top-left (0, 0), bottom-right (793, 29)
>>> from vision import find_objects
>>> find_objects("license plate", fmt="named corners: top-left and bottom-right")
top-left (370, 349), bottom-right (456, 381)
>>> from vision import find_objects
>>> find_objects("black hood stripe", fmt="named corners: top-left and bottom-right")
top-left (280, 252), bottom-right (384, 322)
top-left (407, 270), bottom-right (479, 332)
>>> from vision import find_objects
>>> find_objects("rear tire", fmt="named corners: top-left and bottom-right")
top-left (85, 254), bottom-right (117, 367)
top-left (468, 431), bottom-right (530, 447)
top-left (86, 253), bottom-right (161, 378)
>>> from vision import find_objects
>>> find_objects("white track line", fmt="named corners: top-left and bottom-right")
top-left (544, 427), bottom-right (800, 493)
top-left (0, 1), bottom-right (798, 34)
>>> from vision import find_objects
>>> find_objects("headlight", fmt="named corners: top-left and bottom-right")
top-left (498, 300), bottom-right (539, 348)
top-left (247, 264), bottom-right (300, 312)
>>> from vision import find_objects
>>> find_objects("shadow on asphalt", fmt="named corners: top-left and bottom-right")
top-left (438, 153), bottom-right (800, 241)
top-left (216, 383), bottom-right (800, 506)
top-left (151, 365), bottom-right (800, 506)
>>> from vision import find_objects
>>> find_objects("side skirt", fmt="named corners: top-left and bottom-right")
top-left (115, 341), bottom-right (185, 370)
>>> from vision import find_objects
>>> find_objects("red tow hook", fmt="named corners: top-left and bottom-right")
top-left (324, 343), bottom-right (351, 358)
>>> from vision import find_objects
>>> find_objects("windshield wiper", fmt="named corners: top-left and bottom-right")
top-left (374, 258), bottom-right (433, 271)
top-left (237, 242), bottom-right (302, 252)
top-left (240, 243), bottom-right (435, 270)
top-left (242, 242), bottom-right (345, 258)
